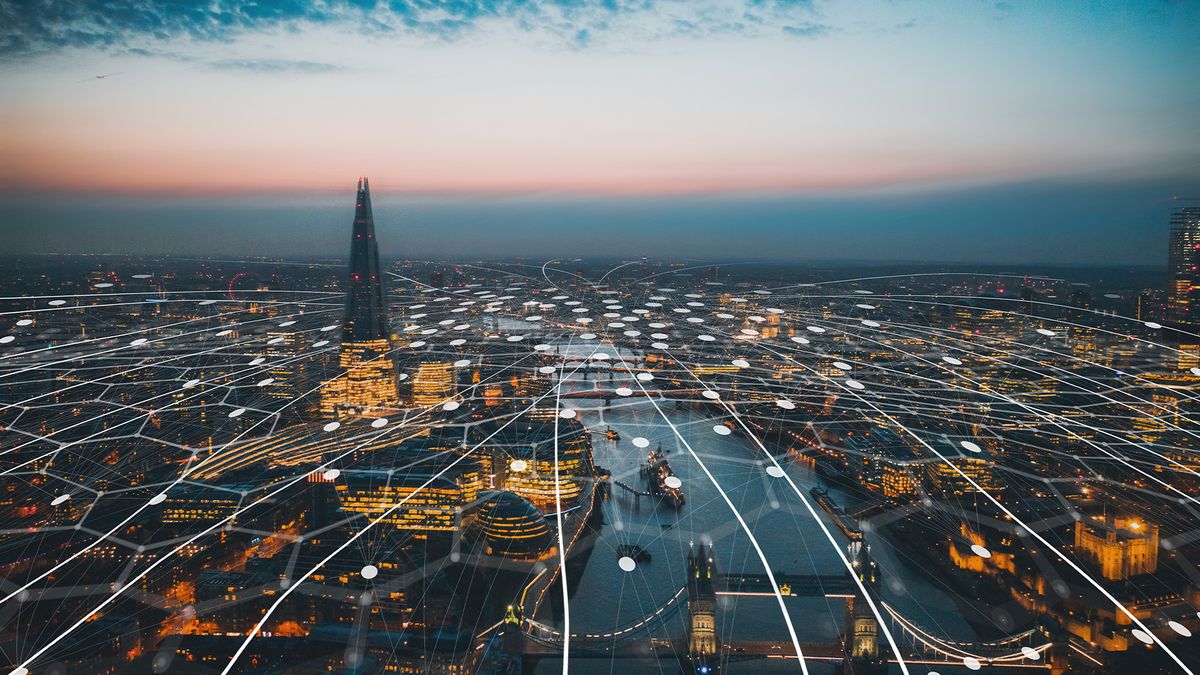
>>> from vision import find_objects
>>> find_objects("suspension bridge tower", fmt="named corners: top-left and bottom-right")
top-left (686, 542), bottom-right (721, 674)
top-left (844, 541), bottom-right (886, 675)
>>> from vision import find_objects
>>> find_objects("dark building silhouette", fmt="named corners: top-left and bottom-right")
top-left (321, 178), bottom-right (401, 416)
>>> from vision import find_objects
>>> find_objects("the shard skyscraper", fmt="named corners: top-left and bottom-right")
top-left (320, 178), bottom-right (401, 416)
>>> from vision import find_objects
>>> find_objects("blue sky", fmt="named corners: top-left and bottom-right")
top-left (0, 1), bottom-right (1197, 263)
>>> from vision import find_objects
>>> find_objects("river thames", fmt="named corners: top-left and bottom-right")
top-left (525, 366), bottom-right (978, 674)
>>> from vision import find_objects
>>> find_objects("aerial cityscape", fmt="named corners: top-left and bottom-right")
top-left (2, 2), bottom-right (1199, 675)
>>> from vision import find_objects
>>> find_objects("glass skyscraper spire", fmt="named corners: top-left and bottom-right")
top-left (342, 177), bottom-right (390, 342)
top-left (321, 178), bottom-right (401, 416)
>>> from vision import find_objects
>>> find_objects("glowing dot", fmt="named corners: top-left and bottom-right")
top-left (510, 459), bottom-right (528, 472)
top-left (633, 437), bottom-right (650, 448)
top-left (371, 418), bottom-right (388, 428)
top-left (248, 357), bottom-right (265, 365)
top-left (132, 274), bottom-right (152, 279)
top-left (534, 344), bottom-right (553, 351)
top-left (1168, 621), bottom-right (1190, 637)
top-left (845, 379), bottom-right (865, 389)
top-left (267, 337), bottom-right (284, 344)
top-left (833, 361), bottom-right (851, 371)
top-left (257, 378), bottom-right (275, 387)
top-left (323, 421), bottom-right (341, 432)
top-left (559, 408), bottom-right (577, 419)
top-left (861, 319), bottom-right (880, 327)
top-left (943, 356), bottom-right (963, 365)
top-left (791, 336), bottom-right (810, 344)
top-left (1191, 367), bottom-right (1200, 376)
top-left (228, 408), bottom-right (246, 418)
top-left (506, 335), bottom-right (524, 342)
top-left (624, 330), bottom-right (641, 337)
top-left (1021, 646), bottom-right (1040, 660)
top-left (806, 326), bottom-right (826, 333)
top-left (702, 390), bottom-right (720, 400)
top-left (766, 466), bottom-right (785, 478)
top-left (278, 320), bottom-right (296, 327)
top-left (664, 476), bottom-right (682, 489)
top-left (94, 283), bottom-right (113, 289)
top-left (1036, 328), bottom-right (1055, 336)
top-left (652, 342), bottom-right (669, 349)
top-left (539, 366), bottom-right (556, 374)
top-left (149, 493), bottom-right (168, 505)
top-left (321, 324), bottom-right (338, 332)
top-left (962, 657), bottom-right (981, 671)
top-left (698, 335), bottom-right (716, 341)
top-left (651, 332), bottom-right (669, 340)
top-left (15, 319), bottom-right (32, 326)
top-left (0, 336), bottom-right (13, 344)
top-left (579, 333), bottom-right (597, 340)
top-left (618, 556), bottom-right (637, 572)
top-left (51, 494), bottom-right (71, 506)
top-left (854, 290), bottom-right (872, 295)
top-left (442, 401), bottom-right (460, 411)
top-left (592, 353), bottom-right (610, 360)
top-left (323, 469), bottom-right (341, 481)
top-left (182, 379), bottom-right (200, 389)
top-left (525, 315), bottom-right (542, 322)
top-left (775, 399), bottom-right (795, 410)
top-left (360, 565), bottom-right (378, 580)
top-left (970, 544), bottom-right (991, 558)
top-left (1131, 628), bottom-right (1154, 644)
top-left (454, 359), bottom-right (471, 367)
top-left (313, 340), bottom-right (329, 348)
top-left (13, 667), bottom-right (29, 675)
top-left (732, 359), bottom-right (750, 368)
top-left (216, 329), bottom-right (233, 337)
top-left (636, 372), bottom-right (654, 381)
top-left (713, 425), bottom-right (732, 436)
top-left (855, 304), bottom-right (875, 310)
top-left (408, 340), bottom-right (426, 348)
top-left (740, 329), bottom-right (759, 336)
top-left (449, 338), bottom-right (466, 346)
top-left (198, 299), bottom-right (216, 305)
top-left (1144, 321), bottom-right (1162, 329)
top-left (960, 440), bottom-right (983, 453)
top-left (615, 387), bottom-right (633, 396)
top-left (49, 300), bottom-right (66, 306)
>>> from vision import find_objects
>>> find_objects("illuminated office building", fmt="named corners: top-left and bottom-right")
top-left (338, 462), bottom-right (483, 536)
top-left (260, 329), bottom-right (302, 400)
top-left (321, 178), bottom-right (401, 417)
top-left (925, 456), bottom-right (1003, 498)
top-left (411, 361), bottom-right (457, 406)
top-left (490, 420), bottom-right (594, 512)
top-left (1167, 206), bottom-right (1200, 331)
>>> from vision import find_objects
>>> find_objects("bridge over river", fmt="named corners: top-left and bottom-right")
top-left (476, 541), bottom-right (1084, 675)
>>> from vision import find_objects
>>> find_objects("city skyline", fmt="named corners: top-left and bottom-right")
top-left (2, 1), bottom-right (1199, 263)
top-left (2, 4), bottom-right (1200, 675)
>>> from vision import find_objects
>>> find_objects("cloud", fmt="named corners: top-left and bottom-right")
top-left (781, 22), bottom-right (830, 38)
top-left (0, 0), bottom-right (827, 57)
top-left (207, 58), bottom-right (341, 73)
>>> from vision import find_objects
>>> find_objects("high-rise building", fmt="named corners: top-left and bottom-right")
top-left (321, 178), bottom-right (401, 417)
top-left (1166, 206), bottom-right (1200, 331)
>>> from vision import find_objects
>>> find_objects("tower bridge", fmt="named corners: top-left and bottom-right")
top-left (477, 541), bottom-right (1083, 675)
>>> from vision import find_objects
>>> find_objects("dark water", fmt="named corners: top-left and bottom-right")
top-left (531, 371), bottom-right (974, 674)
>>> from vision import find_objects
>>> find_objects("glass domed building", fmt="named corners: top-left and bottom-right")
top-left (475, 491), bottom-right (555, 562)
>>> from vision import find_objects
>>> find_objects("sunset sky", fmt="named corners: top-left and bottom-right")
top-left (1, 1), bottom-right (1197, 262)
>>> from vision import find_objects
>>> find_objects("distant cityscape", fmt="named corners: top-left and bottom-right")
top-left (0, 181), bottom-right (1195, 675)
